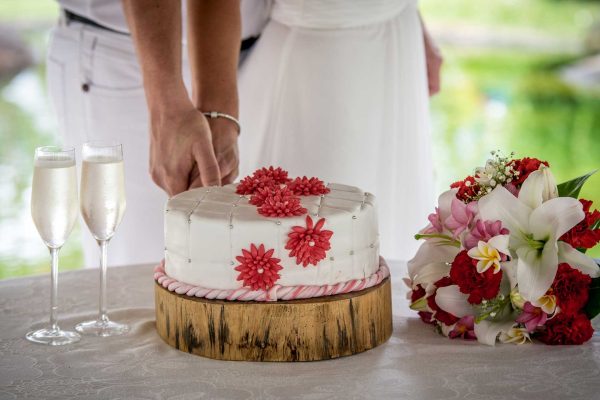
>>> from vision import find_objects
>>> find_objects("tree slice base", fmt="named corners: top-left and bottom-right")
top-left (154, 277), bottom-right (392, 362)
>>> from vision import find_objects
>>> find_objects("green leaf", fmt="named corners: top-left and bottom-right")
top-left (584, 262), bottom-right (600, 320)
top-left (557, 170), bottom-right (597, 198)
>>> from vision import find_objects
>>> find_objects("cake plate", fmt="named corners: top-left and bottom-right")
top-left (154, 276), bottom-right (392, 362)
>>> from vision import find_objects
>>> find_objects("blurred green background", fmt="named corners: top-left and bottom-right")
top-left (0, 0), bottom-right (599, 279)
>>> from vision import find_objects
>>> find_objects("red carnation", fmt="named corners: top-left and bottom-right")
top-left (449, 250), bottom-right (502, 304)
top-left (551, 263), bottom-right (592, 315)
top-left (257, 187), bottom-right (307, 218)
top-left (234, 243), bottom-right (283, 290)
top-left (427, 277), bottom-right (460, 326)
top-left (411, 284), bottom-right (434, 325)
top-left (509, 157), bottom-right (549, 187)
top-left (450, 176), bottom-right (480, 203)
top-left (288, 176), bottom-right (331, 196)
top-left (285, 215), bottom-right (333, 267)
top-left (560, 199), bottom-right (600, 250)
top-left (537, 312), bottom-right (593, 345)
top-left (236, 166), bottom-right (290, 195)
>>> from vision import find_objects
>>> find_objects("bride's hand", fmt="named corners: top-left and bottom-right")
top-left (421, 19), bottom-right (443, 96)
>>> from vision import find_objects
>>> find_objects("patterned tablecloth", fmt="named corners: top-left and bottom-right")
top-left (1, 261), bottom-right (599, 400)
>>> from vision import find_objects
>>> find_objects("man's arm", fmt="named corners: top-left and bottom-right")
top-left (187, 0), bottom-right (240, 184)
top-left (122, 0), bottom-right (221, 195)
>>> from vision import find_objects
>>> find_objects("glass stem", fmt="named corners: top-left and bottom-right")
top-left (98, 239), bottom-right (109, 323)
top-left (49, 246), bottom-right (60, 332)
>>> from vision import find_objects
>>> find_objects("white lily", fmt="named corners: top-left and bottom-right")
top-left (479, 168), bottom-right (600, 302)
top-left (407, 239), bottom-right (458, 287)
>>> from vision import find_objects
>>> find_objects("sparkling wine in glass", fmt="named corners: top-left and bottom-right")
top-left (27, 146), bottom-right (81, 345)
top-left (75, 142), bottom-right (129, 336)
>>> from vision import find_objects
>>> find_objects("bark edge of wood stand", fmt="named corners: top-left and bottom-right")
top-left (154, 277), bottom-right (393, 362)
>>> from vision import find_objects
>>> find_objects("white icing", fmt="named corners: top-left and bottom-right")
top-left (164, 183), bottom-right (379, 289)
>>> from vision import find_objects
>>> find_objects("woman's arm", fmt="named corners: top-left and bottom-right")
top-left (187, 0), bottom-right (241, 184)
top-left (122, 0), bottom-right (221, 194)
top-left (420, 14), bottom-right (443, 96)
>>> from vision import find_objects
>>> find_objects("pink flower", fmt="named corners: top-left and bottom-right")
top-left (448, 316), bottom-right (476, 340)
top-left (463, 219), bottom-right (510, 250)
top-left (516, 302), bottom-right (548, 332)
top-left (422, 207), bottom-right (444, 234)
top-left (445, 197), bottom-right (478, 237)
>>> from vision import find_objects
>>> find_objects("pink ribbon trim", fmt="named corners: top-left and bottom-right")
top-left (154, 257), bottom-right (390, 302)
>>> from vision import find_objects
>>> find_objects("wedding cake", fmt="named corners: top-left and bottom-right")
top-left (155, 167), bottom-right (389, 301)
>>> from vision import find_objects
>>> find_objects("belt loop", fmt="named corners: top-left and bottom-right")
top-left (58, 8), bottom-right (67, 27)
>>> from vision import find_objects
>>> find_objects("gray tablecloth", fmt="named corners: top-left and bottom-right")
top-left (1, 261), bottom-right (600, 400)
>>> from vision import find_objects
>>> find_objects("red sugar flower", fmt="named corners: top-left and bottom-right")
top-left (550, 263), bottom-right (592, 315)
top-left (449, 250), bottom-right (502, 304)
top-left (285, 215), bottom-right (333, 267)
top-left (236, 175), bottom-right (276, 195)
top-left (257, 187), bottom-right (307, 218)
top-left (560, 199), bottom-right (600, 250)
top-left (509, 157), bottom-right (549, 187)
top-left (236, 166), bottom-right (291, 195)
top-left (249, 186), bottom-right (275, 206)
top-left (253, 166), bottom-right (291, 184)
top-left (234, 244), bottom-right (283, 290)
top-left (427, 277), bottom-right (460, 326)
top-left (537, 312), bottom-right (593, 345)
top-left (288, 176), bottom-right (330, 196)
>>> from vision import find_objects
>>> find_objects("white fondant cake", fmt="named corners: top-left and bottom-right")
top-left (164, 181), bottom-right (380, 292)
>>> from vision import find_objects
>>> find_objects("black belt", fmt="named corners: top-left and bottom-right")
top-left (65, 9), bottom-right (260, 52)
top-left (64, 9), bottom-right (128, 35)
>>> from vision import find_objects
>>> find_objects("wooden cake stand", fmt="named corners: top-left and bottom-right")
top-left (155, 277), bottom-right (392, 362)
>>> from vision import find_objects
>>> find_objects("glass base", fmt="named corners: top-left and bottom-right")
top-left (75, 318), bottom-right (129, 337)
top-left (26, 328), bottom-right (81, 346)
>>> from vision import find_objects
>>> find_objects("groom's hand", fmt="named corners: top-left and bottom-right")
top-left (207, 117), bottom-right (239, 185)
top-left (150, 103), bottom-right (221, 196)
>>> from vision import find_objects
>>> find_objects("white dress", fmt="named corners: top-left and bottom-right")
top-left (238, 0), bottom-right (435, 261)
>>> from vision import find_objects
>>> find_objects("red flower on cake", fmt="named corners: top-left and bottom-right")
top-left (234, 244), bottom-right (283, 290)
top-left (450, 176), bottom-right (480, 203)
top-left (550, 263), bottom-right (592, 315)
top-left (288, 176), bottom-right (331, 196)
top-left (249, 186), bottom-right (275, 206)
top-left (508, 157), bottom-right (549, 187)
top-left (235, 166), bottom-right (291, 195)
top-left (427, 277), bottom-right (460, 326)
top-left (257, 187), bottom-right (307, 218)
top-left (285, 215), bottom-right (333, 267)
top-left (449, 250), bottom-right (502, 304)
top-left (560, 199), bottom-right (600, 250)
top-left (537, 312), bottom-right (593, 345)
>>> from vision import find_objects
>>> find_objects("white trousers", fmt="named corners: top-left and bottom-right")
top-left (46, 19), bottom-right (175, 267)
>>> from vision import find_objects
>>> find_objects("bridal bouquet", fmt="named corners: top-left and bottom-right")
top-left (406, 152), bottom-right (600, 345)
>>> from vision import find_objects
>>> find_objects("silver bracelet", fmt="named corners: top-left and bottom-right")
top-left (203, 111), bottom-right (241, 134)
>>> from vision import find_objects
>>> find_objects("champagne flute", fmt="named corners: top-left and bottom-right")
top-left (75, 142), bottom-right (129, 336)
top-left (27, 146), bottom-right (81, 345)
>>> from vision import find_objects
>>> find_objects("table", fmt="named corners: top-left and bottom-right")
top-left (1, 261), bottom-right (599, 400)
